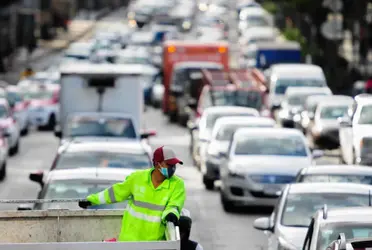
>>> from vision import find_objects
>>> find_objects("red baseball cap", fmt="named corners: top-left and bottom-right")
top-left (153, 146), bottom-right (183, 165)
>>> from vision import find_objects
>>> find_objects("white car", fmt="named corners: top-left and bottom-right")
top-left (190, 106), bottom-right (260, 168)
top-left (219, 128), bottom-right (323, 211)
top-left (0, 99), bottom-right (20, 156)
top-left (64, 42), bottom-right (94, 61)
top-left (253, 183), bottom-right (372, 250)
top-left (26, 84), bottom-right (60, 130)
top-left (202, 116), bottom-right (276, 190)
top-left (339, 95), bottom-right (372, 165)
top-left (238, 7), bottom-right (273, 34)
top-left (239, 27), bottom-right (278, 46)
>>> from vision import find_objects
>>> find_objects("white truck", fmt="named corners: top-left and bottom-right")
top-left (0, 204), bottom-right (180, 250)
top-left (56, 63), bottom-right (154, 140)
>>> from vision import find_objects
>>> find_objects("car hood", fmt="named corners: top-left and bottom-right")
top-left (318, 119), bottom-right (339, 129)
top-left (279, 226), bottom-right (308, 249)
top-left (229, 155), bottom-right (311, 174)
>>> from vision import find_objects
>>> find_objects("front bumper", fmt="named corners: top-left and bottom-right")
top-left (221, 177), bottom-right (281, 207)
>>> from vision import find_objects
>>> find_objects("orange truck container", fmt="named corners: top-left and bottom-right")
top-left (162, 40), bottom-right (229, 113)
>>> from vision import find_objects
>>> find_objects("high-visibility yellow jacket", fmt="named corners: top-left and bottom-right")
top-left (86, 168), bottom-right (186, 241)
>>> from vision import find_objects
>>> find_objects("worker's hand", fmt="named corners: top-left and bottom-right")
top-left (78, 200), bottom-right (92, 209)
top-left (165, 213), bottom-right (179, 226)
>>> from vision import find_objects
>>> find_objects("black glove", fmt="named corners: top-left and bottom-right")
top-left (165, 213), bottom-right (179, 226)
top-left (78, 200), bottom-right (92, 209)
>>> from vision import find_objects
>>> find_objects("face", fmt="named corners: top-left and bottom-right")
top-left (156, 161), bottom-right (177, 179)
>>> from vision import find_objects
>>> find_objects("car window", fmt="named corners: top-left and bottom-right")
top-left (216, 123), bottom-right (274, 141)
top-left (234, 135), bottom-right (308, 156)
top-left (212, 89), bottom-right (262, 110)
top-left (300, 174), bottom-right (372, 184)
top-left (358, 105), bottom-right (372, 124)
top-left (281, 193), bottom-right (369, 227)
top-left (40, 180), bottom-right (127, 210)
top-left (318, 224), bottom-right (372, 250)
top-left (66, 117), bottom-right (137, 138)
top-left (275, 79), bottom-right (326, 94)
top-left (55, 151), bottom-right (151, 170)
top-left (0, 105), bottom-right (8, 118)
top-left (206, 112), bottom-right (256, 129)
top-left (320, 106), bottom-right (349, 119)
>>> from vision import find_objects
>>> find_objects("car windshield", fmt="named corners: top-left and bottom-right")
top-left (0, 105), bottom-right (7, 118)
top-left (320, 106), bottom-right (349, 119)
top-left (275, 79), bottom-right (326, 94)
top-left (66, 117), bottom-right (137, 138)
top-left (41, 180), bottom-right (127, 209)
top-left (7, 91), bottom-right (23, 106)
top-left (23, 90), bottom-right (53, 100)
top-left (358, 105), bottom-right (372, 124)
top-left (281, 193), bottom-right (369, 227)
top-left (318, 223), bottom-right (372, 250)
top-left (244, 16), bottom-right (269, 26)
top-left (216, 123), bottom-right (273, 140)
top-left (206, 113), bottom-right (256, 129)
top-left (55, 151), bottom-right (150, 170)
top-left (115, 56), bottom-right (150, 64)
top-left (234, 135), bottom-right (308, 156)
top-left (212, 89), bottom-right (262, 110)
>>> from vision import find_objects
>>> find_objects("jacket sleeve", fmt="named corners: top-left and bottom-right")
top-left (162, 179), bottom-right (186, 221)
top-left (86, 173), bottom-right (135, 205)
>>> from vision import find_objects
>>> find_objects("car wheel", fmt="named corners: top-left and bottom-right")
top-left (47, 114), bottom-right (56, 130)
top-left (220, 191), bottom-right (234, 213)
top-left (21, 125), bottom-right (29, 136)
top-left (203, 175), bottom-right (214, 190)
top-left (0, 163), bottom-right (6, 181)
top-left (10, 139), bottom-right (19, 156)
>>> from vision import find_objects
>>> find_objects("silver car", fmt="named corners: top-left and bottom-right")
top-left (219, 127), bottom-right (323, 211)
top-left (202, 116), bottom-right (276, 190)
top-left (190, 106), bottom-right (259, 168)
top-left (253, 183), bottom-right (372, 250)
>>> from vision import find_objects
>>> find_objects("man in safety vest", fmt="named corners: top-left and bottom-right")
top-left (78, 146), bottom-right (186, 241)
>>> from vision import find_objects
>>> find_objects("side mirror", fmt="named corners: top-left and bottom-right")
top-left (29, 172), bottom-right (44, 188)
top-left (17, 204), bottom-right (33, 210)
top-left (54, 129), bottom-right (62, 138)
top-left (140, 130), bottom-right (157, 139)
top-left (253, 217), bottom-right (272, 231)
top-left (338, 117), bottom-right (352, 127)
top-left (187, 99), bottom-right (198, 110)
top-left (219, 152), bottom-right (228, 158)
top-left (312, 149), bottom-right (324, 159)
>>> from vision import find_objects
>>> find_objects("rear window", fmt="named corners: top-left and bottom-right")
top-left (320, 106), bottom-right (349, 119)
top-left (216, 123), bottom-right (274, 140)
top-left (55, 151), bottom-right (151, 170)
top-left (66, 117), bottom-right (137, 138)
top-left (206, 112), bottom-right (256, 129)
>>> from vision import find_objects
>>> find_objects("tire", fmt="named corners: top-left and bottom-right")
top-left (47, 114), bottom-right (56, 130)
top-left (220, 191), bottom-right (234, 212)
top-left (10, 139), bottom-right (19, 156)
top-left (0, 163), bottom-right (6, 181)
top-left (21, 125), bottom-right (29, 136)
top-left (169, 112), bottom-right (178, 123)
top-left (203, 175), bottom-right (215, 190)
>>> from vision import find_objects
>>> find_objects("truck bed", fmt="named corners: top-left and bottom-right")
top-left (0, 209), bottom-right (179, 250)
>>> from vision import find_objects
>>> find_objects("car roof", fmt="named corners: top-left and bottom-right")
top-left (248, 41), bottom-right (300, 50)
top-left (60, 63), bottom-right (158, 75)
top-left (215, 116), bottom-right (276, 127)
top-left (285, 87), bottom-right (331, 96)
top-left (271, 64), bottom-right (324, 78)
top-left (46, 168), bottom-right (135, 182)
top-left (306, 95), bottom-right (349, 105)
top-left (301, 165), bottom-right (372, 175)
top-left (234, 127), bottom-right (303, 137)
top-left (288, 182), bottom-right (372, 194)
top-left (173, 61), bottom-right (223, 70)
top-left (58, 139), bottom-right (147, 154)
top-left (203, 106), bottom-right (260, 116)
top-left (317, 207), bottom-right (372, 224)
top-left (240, 7), bottom-right (266, 15)
top-left (317, 99), bottom-right (354, 108)
top-left (355, 95), bottom-right (372, 105)
top-left (242, 27), bottom-right (277, 37)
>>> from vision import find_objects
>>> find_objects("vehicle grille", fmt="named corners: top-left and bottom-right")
top-left (249, 175), bottom-right (295, 184)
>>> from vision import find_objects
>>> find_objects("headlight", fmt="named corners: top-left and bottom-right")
top-left (278, 238), bottom-right (298, 250)
top-left (228, 170), bottom-right (245, 179)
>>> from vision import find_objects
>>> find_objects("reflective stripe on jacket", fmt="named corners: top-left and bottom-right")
top-left (87, 168), bottom-right (186, 241)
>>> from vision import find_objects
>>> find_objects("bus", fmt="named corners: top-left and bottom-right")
top-left (162, 40), bottom-right (229, 113)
